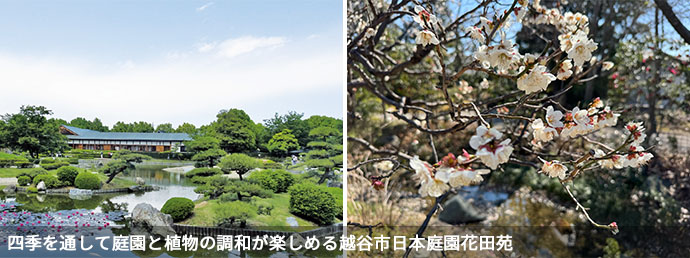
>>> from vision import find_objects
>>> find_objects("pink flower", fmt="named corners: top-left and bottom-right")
top-left (371, 180), bottom-right (384, 190)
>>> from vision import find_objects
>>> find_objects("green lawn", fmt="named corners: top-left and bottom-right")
top-left (179, 193), bottom-right (318, 231)
top-left (0, 168), bottom-right (34, 178)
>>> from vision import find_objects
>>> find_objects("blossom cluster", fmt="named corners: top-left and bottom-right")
top-left (531, 98), bottom-right (620, 144)
top-left (408, 124), bottom-right (515, 197)
top-left (464, 0), bottom-right (602, 94)
top-left (410, 151), bottom-right (490, 198)
top-left (593, 122), bottom-right (654, 169)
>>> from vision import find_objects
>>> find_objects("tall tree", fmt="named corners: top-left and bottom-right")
top-left (218, 153), bottom-right (259, 180)
top-left (264, 111), bottom-right (310, 147)
top-left (155, 123), bottom-right (174, 133)
top-left (304, 126), bottom-right (343, 184)
top-left (69, 117), bottom-right (108, 131)
top-left (0, 106), bottom-right (67, 158)
top-left (266, 129), bottom-right (300, 156)
top-left (213, 109), bottom-right (256, 153)
top-left (111, 121), bottom-right (132, 132)
top-left (175, 123), bottom-right (197, 135)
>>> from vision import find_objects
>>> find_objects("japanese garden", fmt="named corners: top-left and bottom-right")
top-left (0, 106), bottom-right (343, 257)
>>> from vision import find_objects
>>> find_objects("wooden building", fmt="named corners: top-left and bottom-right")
top-left (60, 125), bottom-right (192, 152)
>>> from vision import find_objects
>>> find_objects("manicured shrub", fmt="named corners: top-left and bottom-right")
top-left (247, 169), bottom-right (295, 193)
top-left (288, 183), bottom-right (338, 225)
top-left (66, 158), bottom-right (79, 164)
top-left (57, 166), bottom-right (80, 186)
top-left (214, 201), bottom-right (257, 228)
top-left (40, 161), bottom-right (69, 170)
top-left (259, 160), bottom-right (284, 169)
top-left (27, 186), bottom-right (38, 193)
top-left (161, 197), bottom-right (195, 222)
top-left (14, 161), bottom-right (33, 168)
top-left (324, 187), bottom-right (343, 219)
top-left (17, 176), bottom-right (31, 186)
top-left (16, 168), bottom-right (48, 180)
top-left (190, 176), bottom-right (211, 185)
top-left (185, 168), bottom-right (222, 178)
top-left (33, 174), bottom-right (60, 188)
top-left (74, 172), bottom-right (102, 190)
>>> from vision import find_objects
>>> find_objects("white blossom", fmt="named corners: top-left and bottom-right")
top-left (557, 59), bottom-right (573, 80)
top-left (602, 61), bottom-right (614, 71)
top-left (517, 65), bottom-right (556, 93)
top-left (479, 78), bottom-right (490, 89)
top-left (448, 169), bottom-right (490, 187)
top-left (567, 34), bottom-right (598, 67)
top-left (545, 106), bottom-right (564, 128)
top-left (465, 26), bottom-right (485, 42)
top-left (625, 122), bottom-right (646, 145)
top-left (470, 125), bottom-right (502, 150)
top-left (541, 160), bottom-right (568, 179)
top-left (413, 5), bottom-right (437, 27)
top-left (475, 139), bottom-right (513, 169)
top-left (531, 118), bottom-right (558, 142)
top-left (410, 156), bottom-right (449, 197)
top-left (415, 30), bottom-right (440, 46)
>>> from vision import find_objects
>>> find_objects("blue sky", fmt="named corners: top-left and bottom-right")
top-left (0, 0), bottom-right (343, 127)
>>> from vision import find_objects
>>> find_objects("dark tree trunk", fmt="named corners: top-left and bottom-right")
top-left (655, 0), bottom-right (690, 44)
top-left (318, 168), bottom-right (331, 184)
top-left (106, 174), bottom-right (116, 184)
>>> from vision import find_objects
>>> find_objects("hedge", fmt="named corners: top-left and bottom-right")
top-left (185, 168), bottom-right (222, 178)
top-left (161, 197), bottom-right (195, 222)
top-left (40, 162), bottom-right (70, 170)
top-left (33, 174), bottom-right (61, 188)
top-left (288, 183), bottom-right (338, 225)
top-left (74, 172), bottom-right (101, 190)
top-left (16, 168), bottom-right (48, 180)
top-left (57, 166), bottom-right (80, 186)
top-left (17, 176), bottom-right (31, 186)
top-left (0, 153), bottom-right (29, 168)
top-left (247, 169), bottom-right (295, 193)
top-left (214, 201), bottom-right (257, 228)
top-left (324, 187), bottom-right (343, 220)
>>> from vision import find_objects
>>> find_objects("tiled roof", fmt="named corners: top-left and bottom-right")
top-left (61, 125), bottom-right (192, 141)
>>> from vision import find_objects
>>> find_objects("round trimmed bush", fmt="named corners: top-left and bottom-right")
top-left (32, 174), bottom-right (60, 188)
top-left (185, 167), bottom-right (222, 178)
top-left (17, 176), bottom-right (31, 186)
top-left (27, 186), bottom-right (38, 193)
top-left (248, 169), bottom-right (295, 193)
top-left (161, 197), bottom-right (195, 222)
top-left (288, 183), bottom-right (337, 225)
top-left (74, 172), bottom-right (102, 190)
top-left (57, 166), bottom-right (80, 186)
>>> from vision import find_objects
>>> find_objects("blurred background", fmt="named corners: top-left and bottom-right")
top-left (347, 0), bottom-right (690, 256)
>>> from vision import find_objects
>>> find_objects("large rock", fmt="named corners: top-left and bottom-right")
top-left (130, 203), bottom-right (176, 237)
top-left (36, 181), bottom-right (46, 191)
top-left (438, 195), bottom-right (486, 224)
top-left (69, 189), bottom-right (93, 200)
top-left (2, 185), bottom-right (17, 194)
top-left (135, 177), bottom-right (146, 186)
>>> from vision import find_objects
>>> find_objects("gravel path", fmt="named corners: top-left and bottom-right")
top-left (0, 178), bottom-right (18, 186)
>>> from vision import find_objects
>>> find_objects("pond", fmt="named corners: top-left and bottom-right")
top-left (0, 165), bottom-right (343, 257)
top-left (0, 165), bottom-right (201, 214)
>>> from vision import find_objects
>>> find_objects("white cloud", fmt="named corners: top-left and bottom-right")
top-left (199, 36), bottom-right (286, 58)
top-left (196, 2), bottom-right (214, 12)
top-left (0, 39), bottom-right (341, 127)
